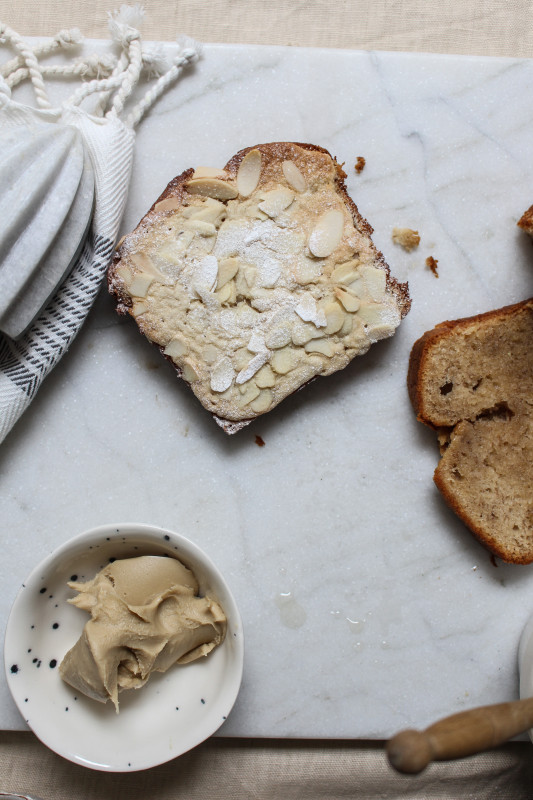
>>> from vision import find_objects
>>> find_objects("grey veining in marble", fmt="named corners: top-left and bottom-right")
top-left (1, 42), bottom-right (533, 739)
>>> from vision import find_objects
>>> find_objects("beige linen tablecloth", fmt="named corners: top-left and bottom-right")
top-left (1, 2), bottom-right (533, 797)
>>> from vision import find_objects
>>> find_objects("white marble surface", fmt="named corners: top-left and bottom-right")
top-left (1, 42), bottom-right (533, 739)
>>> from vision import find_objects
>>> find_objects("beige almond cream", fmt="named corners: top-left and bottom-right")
top-left (59, 556), bottom-right (226, 711)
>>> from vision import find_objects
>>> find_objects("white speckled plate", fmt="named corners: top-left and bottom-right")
top-left (4, 523), bottom-right (244, 772)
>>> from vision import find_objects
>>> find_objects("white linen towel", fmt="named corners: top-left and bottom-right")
top-left (0, 5), bottom-right (200, 444)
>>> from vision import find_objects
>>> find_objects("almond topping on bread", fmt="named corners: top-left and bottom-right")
top-left (108, 142), bottom-right (411, 432)
top-left (407, 298), bottom-right (533, 564)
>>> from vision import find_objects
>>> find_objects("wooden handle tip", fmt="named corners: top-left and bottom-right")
top-left (386, 729), bottom-right (432, 774)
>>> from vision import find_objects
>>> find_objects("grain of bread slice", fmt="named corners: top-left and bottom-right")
top-left (408, 298), bottom-right (533, 564)
top-left (108, 142), bottom-right (411, 432)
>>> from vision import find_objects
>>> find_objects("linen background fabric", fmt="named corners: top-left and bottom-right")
top-left (1, 1), bottom-right (533, 798)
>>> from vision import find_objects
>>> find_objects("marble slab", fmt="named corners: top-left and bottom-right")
top-left (1, 42), bottom-right (533, 739)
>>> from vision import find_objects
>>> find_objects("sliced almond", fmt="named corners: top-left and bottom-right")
top-left (245, 204), bottom-right (269, 221)
top-left (154, 196), bottom-right (182, 213)
top-left (258, 187), bottom-right (295, 218)
top-left (235, 269), bottom-right (252, 299)
top-left (291, 319), bottom-right (326, 346)
top-left (130, 251), bottom-right (160, 276)
top-left (132, 300), bottom-right (148, 316)
top-left (237, 149), bottom-right (262, 197)
top-left (282, 160), bottom-right (307, 192)
top-left (196, 255), bottom-right (219, 291)
top-left (203, 235), bottom-right (216, 254)
top-left (369, 322), bottom-right (397, 340)
top-left (265, 325), bottom-right (292, 349)
top-left (210, 356), bottom-right (235, 392)
top-left (182, 361), bottom-right (200, 383)
top-left (216, 282), bottom-right (233, 304)
top-left (293, 257), bottom-right (323, 286)
top-left (115, 264), bottom-right (132, 284)
top-left (338, 312), bottom-right (353, 337)
top-left (323, 300), bottom-right (346, 334)
top-left (192, 166), bottom-right (229, 179)
top-left (295, 294), bottom-right (327, 328)
top-left (185, 177), bottom-right (238, 200)
top-left (255, 364), bottom-right (276, 388)
top-left (357, 302), bottom-right (390, 326)
top-left (236, 351), bottom-right (269, 384)
top-left (182, 219), bottom-right (217, 237)
top-left (158, 232), bottom-right (195, 264)
top-left (243, 266), bottom-right (257, 288)
top-left (250, 389), bottom-right (273, 414)
top-left (247, 331), bottom-right (268, 354)
top-left (164, 336), bottom-right (188, 360)
top-left (187, 204), bottom-right (226, 224)
top-left (270, 347), bottom-right (296, 375)
top-left (335, 286), bottom-right (361, 313)
top-left (331, 260), bottom-right (361, 285)
top-left (361, 266), bottom-right (387, 301)
top-left (234, 347), bottom-right (252, 370)
top-left (128, 272), bottom-right (154, 298)
top-left (304, 338), bottom-right (335, 357)
top-left (308, 209), bottom-right (344, 258)
top-left (237, 381), bottom-right (261, 407)
top-left (217, 257), bottom-right (240, 289)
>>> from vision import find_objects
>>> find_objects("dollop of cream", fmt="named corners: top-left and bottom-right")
top-left (59, 555), bottom-right (227, 711)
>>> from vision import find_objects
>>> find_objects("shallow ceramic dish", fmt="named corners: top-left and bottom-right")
top-left (4, 523), bottom-right (244, 772)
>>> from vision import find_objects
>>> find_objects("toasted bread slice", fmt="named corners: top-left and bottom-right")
top-left (408, 298), bottom-right (533, 563)
top-left (109, 142), bottom-right (410, 432)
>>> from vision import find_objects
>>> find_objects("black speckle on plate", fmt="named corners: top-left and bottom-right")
top-left (39, 587), bottom-right (46, 594)
top-left (49, 659), bottom-right (57, 669)
top-left (10, 664), bottom-right (18, 674)
top-left (201, 698), bottom-right (205, 705)
top-left (52, 622), bottom-right (59, 629)
top-left (70, 574), bottom-right (78, 581)
top-left (164, 535), bottom-right (170, 541)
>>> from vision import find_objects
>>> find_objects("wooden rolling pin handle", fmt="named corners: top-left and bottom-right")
top-left (386, 697), bottom-right (533, 775)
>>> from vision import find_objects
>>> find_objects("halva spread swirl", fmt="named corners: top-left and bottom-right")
top-left (59, 555), bottom-right (226, 711)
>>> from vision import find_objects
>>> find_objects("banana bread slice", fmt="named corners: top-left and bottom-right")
top-left (408, 298), bottom-right (533, 563)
